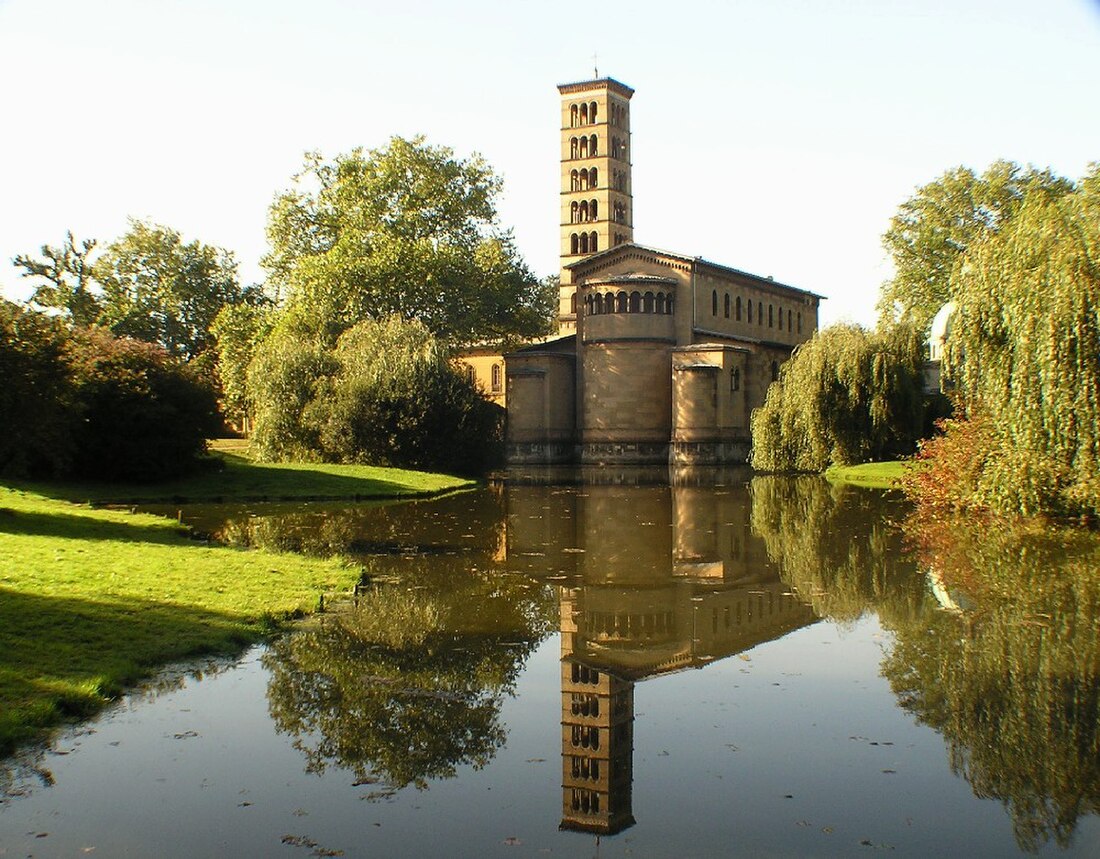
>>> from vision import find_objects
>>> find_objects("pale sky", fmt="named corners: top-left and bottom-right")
top-left (2, 0), bottom-right (1098, 327)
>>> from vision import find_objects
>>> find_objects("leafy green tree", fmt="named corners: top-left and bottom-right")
top-left (878, 161), bottom-right (1074, 334)
top-left (911, 181), bottom-right (1100, 517)
top-left (210, 301), bottom-right (275, 429)
top-left (13, 232), bottom-right (102, 327)
top-left (96, 219), bottom-right (258, 361)
top-left (749, 322), bottom-right (926, 471)
top-left (263, 137), bottom-right (555, 346)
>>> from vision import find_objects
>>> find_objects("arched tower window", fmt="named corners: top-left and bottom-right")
top-left (758, 301), bottom-right (764, 325)
top-left (579, 136), bottom-right (588, 158)
top-left (616, 292), bottom-right (627, 313)
top-left (570, 292), bottom-right (577, 314)
top-left (712, 290), bottom-right (718, 316)
top-left (590, 134), bottom-right (598, 156)
top-left (579, 169), bottom-right (589, 190)
top-left (656, 293), bottom-right (666, 314)
top-left (736, 296), bottom-right (742, 320)
top-left (788, 309), bottom-right (793, 331)
top-left (570, 233), bottom-right (579, 255)
top-left (570, 137), bottom-right (579, 159)
top-left (629, 291), bottom-right (641, 312)
top-left (570, 201), bottom-right (579, 223)
top-left (724, 293), bottom-right (731, 318)
top-left (579, 232), bottom-right (589, 254)
top-left (590, 101), bottom-right (598, 123)
top-left (579, 200), bottom-right (589, 222)
top-left (580, 102), bottom-right (589, 125)
top-left (590, 199), bottom-right (598, 220)
top-left (769, 304), bottom-right (774, 327)
top-left (590, 232), bottom-right (598, 252)
top-left (644, 292), bottom-right (655, 313)
top-left (589, 167), bottom-right (598, 187)
top-left (603, 293), bottom-right (614, 313)
top-left (570, 169), bottom-right (579, 191)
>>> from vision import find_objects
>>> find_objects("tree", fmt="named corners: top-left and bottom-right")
top-left (95, 219), bottom-right (258, 361)
top-left (13, 232), bottom-right (101, 327)
top-left (263, 137), bottom-right (555, 347)
top-left (210, 300), bottom-right (275, 430)
top-left (878, 161), bottom-right (1074, 334)
top-left (907, 179), bottom-right (1100, 518)
top-left (749, 323), bottom-right (927, 472)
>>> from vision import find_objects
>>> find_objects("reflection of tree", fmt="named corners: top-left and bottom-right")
top-left (264, 561), bottom-right (555, 789)
top-left (884, 516), bottom-right (1100, 852)
top-left (749, 476), bottom-right (926, 624)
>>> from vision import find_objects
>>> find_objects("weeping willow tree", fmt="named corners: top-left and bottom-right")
top-left (750, 323), bottom-right (926, 471)
top-left (917, 175), bottom-right (1100, 517)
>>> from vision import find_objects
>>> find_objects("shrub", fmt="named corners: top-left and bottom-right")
top-left (0, 301), bottom-right (75, 478)
top-left (66, 329), bottom-right (221, 481)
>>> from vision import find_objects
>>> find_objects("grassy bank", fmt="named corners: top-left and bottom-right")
top-left (824, 460), bottom-right (911, 489)
top-left (0, 447), bottom-right (475, 755)
top-left (12, 441), bottom-right (476, 505)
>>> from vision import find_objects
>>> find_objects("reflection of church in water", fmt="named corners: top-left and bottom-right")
top-left (504, 475), bottom-right (819, 835)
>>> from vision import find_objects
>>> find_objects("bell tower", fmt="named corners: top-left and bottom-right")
top-left (557, 77), bottom-right (635, 335)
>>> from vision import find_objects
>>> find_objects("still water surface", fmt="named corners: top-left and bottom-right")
top-left (3, 472), bottom-right (1099, 857)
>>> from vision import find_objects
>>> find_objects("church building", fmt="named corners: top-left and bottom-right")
top-left (505, 77), bottom-right (823, 465)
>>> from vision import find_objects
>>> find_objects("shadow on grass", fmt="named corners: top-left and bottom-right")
top-left (0, 587), bottom-right (264, 757)
top-left (0, 507), bottom-right (186, 544)
top-left (8, 454), bottom-right (471, 506)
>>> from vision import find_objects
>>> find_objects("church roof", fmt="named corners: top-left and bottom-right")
top-left (557, 77), bottom-right (635, 98)
top-left (567, 243), bottom-right (825, 301)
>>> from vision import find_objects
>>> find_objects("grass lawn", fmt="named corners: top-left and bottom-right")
top-left (0, 445), bottom-right (475, 757)
top-left (823, 460), bottom-right (912, 489)
top-left (10, 440), bottom-right (476, 505)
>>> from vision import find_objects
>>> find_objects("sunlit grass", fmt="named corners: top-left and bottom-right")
top-left (0, 486), bottom-right (363, 755)
top-left (824, 460), bottom-right (912, 489)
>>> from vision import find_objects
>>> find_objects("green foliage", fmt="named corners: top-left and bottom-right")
top-left (65, 329), bottom-right (222, 482)
top-left (908, 178), bottom-right (1100, 517)
top-left (878, 161), bottom-right (1074, 334)
top-left (210, 301), bottom-right (275, 427)
top-left (250, 315), bottom-right (502, 475)
top-left (749, 323), bottom-right (926, 471)
top-left (95, 219), bottom-right (258, 361)
top-left (13, 231), bottom-right (102, 327)
top-left (263, 137), bottom-right (555, 346)
top-left (0, 301), bottom-right (75, 478)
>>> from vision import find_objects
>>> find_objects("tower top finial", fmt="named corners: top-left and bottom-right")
top-left (593, 52), bottom-right (599, 80)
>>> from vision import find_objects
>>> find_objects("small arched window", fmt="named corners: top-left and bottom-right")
top-left (570, 292), bottom-right (577, 314)
top-left (798, 312), bottom-right (802, 333)
top-left (590, 231), bottom-right (598, 252)
top-left (579, 232), bottom-right (589, 254)
top-left (736, 296), bottom-right (742, 321)
top-left (731, 367), bottom-right (741, 391)
top-left (570, 104), bottom-right (578, 127)
top-left (590, 101), bottom-right (598, 123)
top-left (491, 364), bottom-right (502, 393)
top-left (747, 301), bottom-right (753, 323)
top-left (758, 301), bottom-right (764, 325)
top-left (712, 290), bottom-right (718, 316)
top-left (580, 102), bottom-right (588, 125)
top-left (667, 296), bottom-right (675, 315)
top-left (570, 169), bottom-right (579, 191)
top-left (590, 167), bottom-right (598, 187)
top-left (603, 293), bottom-right (614, 313)
top-left (590, 199), bottom-right (598, 220)
top-left (629, 291), bottom-right (641, 312)
top-left (788, 309), bottom-right (793, 332)
top-left (579, 136), bottom-right (588, 158)
top-left (570, 233), bottom-right (579, 255)
top-left (656, 293), bottom-right (666, 314)
top-left (616, 292), bottom-right (627, 313)
top-left (644, 291), bottom-right (655, 313)
top-left (724, 293), bottom-right (731, 318)
top-left (769, 304), bottom-right (774, 327)
top-left (570, 137), bottom-right (579, 159)
top-left (579, 200), bottom-right (589, 222)
top-left (590, 134), bottom-right (597, 156)
top-left (570, 201), bottom-right (579, 223)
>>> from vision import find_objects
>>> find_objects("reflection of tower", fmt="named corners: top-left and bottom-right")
top-left (560, 657), bottom-right (635, 835)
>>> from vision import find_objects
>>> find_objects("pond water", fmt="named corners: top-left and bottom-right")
top-left (3, 472), bottom-right (1100, 858)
